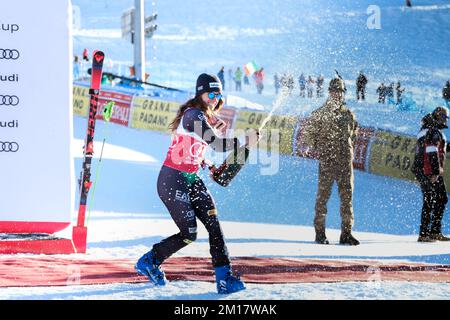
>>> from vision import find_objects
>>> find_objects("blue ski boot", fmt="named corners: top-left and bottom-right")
top-left (135, 250), bottom-right (167, 286)
top-left (215, 265), bottom-right (246, 294)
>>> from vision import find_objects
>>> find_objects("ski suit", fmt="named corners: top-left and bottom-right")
top-left (304, 99), bottom-right (358, 235)
top-left (152, 107), bottom-right (239, 267)
top-left (412, 114), bottom-right (449, 237)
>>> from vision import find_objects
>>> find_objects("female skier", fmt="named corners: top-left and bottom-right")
top-left (135, 73), bottom-right (258, 294)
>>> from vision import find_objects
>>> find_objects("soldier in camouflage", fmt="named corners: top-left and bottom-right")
top-left (304, 76), bottom-right (360, 245)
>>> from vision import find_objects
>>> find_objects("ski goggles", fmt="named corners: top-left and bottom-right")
top-left (208, 92), bottom-right (222, 100)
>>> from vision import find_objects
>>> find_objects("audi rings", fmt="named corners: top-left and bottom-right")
top-left (0, 141), bottom-right (19, 152)
top-left (0, 95), bottom-right (19, 106)
top-left (0, 48), bottom-right (20, 60)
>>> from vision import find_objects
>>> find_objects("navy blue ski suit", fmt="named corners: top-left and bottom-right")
top-left (152, 107), bottom-right (239, 267)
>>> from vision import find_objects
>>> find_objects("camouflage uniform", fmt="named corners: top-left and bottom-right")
top-left (305, 92), bottom-right (358, 241)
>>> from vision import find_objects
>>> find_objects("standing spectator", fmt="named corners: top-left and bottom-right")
top-left (412, 106), bottom-right (450, 242)
top-left (376, 83), bottom-right (386, 103)
top-left (316, 74), bottom-right (325, 98)
top-left (243, 74), bottom-right (250, 87)
top-left (129, 66), bottom-right (136, 78)
top-left (406, 0), bottom-right (412, 7)
top-left (274, 73), bottom-right (281, 95)
top-left (228, 68), bottom-right (234, 91)
top-left (356, 71), bottom-right (368, 101)
top-left (396, 81), bottom-right (405, 104)
top-left (287, 74), bottom-right (295, 95)
top-left (82, 48), bottom-right (89, 62)
top-left (234, 67), bottom-right (243, 92)
top-left (298, 73), bottom-right (306, 97)
top-left (280, 73), bottom-right (287, 90)
top-left (303, 76), bottom-right (359, 245)
top-left (443, 81), bottom-right (450, 108)
top-left (306, 76), bottom-right (315, 98)
top-left (254, 67), bottom-right (265, 94)
top-left (217, 66), bottom-right (225, 90)
top-left (386, 82), bottom-right (395, 104)
top-left (101, 73), bottom-right (113, 85)
top-left (73, 55), bottom-right (80, 80)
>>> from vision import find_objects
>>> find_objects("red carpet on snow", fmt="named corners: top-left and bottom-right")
top-left (0, 256), bottom-right (450, 287)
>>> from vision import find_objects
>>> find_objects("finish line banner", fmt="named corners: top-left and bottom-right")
top-left (0, 0), bottom-right (73, 233)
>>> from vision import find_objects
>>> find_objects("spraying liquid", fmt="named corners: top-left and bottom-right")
top-left (258, 89), bottom-right (289, 131)
top-left (210, 89), bottom-right (289, 187)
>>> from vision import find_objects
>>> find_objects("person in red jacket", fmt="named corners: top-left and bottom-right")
top-left (412, 106), bottom-right (450, 242)
top-left (254, 67), bottom-right (265, 94)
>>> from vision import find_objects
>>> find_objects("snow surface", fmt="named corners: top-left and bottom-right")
top-left (2, 0), bottom-right (450, 300)
top-left (2, 117), bottom-right (450, 300)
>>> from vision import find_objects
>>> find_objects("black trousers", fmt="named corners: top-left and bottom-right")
top-left (152, 165), bottom-right (230, 267)
top-left (356, 86), bottom-right (365, 100)
top-left (417, 175), bottom-right (448, 236)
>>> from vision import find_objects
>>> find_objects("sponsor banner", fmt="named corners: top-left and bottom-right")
top-left (72, 85), bottom-right (90, 117)
top-left (353, 127), bottom-right (376, 171)
top-left (73, 85), bottom-right (132, 126)
top-left (130, 96), bottom-right (179, 132)
top-left (235, 110), bottom-right (296, 155)
top-left (97, 90), bottom-right (132, 126)
top-left (368, 131), bottom-right (417, 181)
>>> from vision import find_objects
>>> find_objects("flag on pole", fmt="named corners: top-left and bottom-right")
top-left (244, 61), bottom-right (260, 76)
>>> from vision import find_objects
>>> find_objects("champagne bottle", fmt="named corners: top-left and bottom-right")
top-left (210, 145), bottom-right (250, 187)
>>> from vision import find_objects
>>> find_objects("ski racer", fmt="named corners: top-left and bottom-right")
top-left (135, 73), bottom-right (259, 294)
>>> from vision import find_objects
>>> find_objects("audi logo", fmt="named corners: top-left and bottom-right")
top-left (0, 95), bottom-right (19, 106)
top-left (0, 49), bottom-right (20, 60)
top-left (0, 141), bottom-right (19, 152)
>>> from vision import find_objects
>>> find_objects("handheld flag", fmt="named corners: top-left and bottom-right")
top-left (244, 61), bottom-right (260, 77)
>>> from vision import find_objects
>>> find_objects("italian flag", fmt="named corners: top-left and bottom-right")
top-left (244, 61), bottom-right (260, 76)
